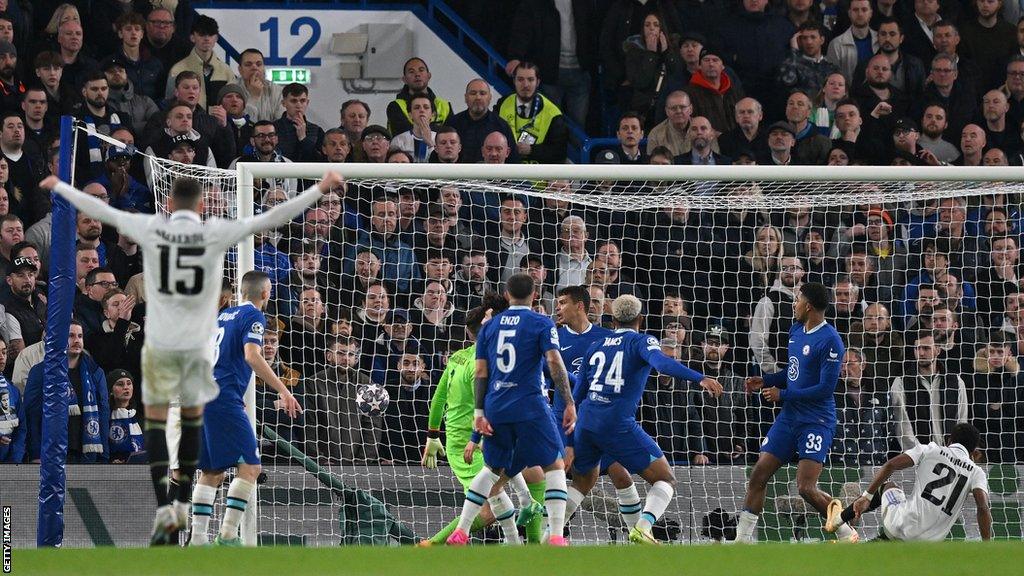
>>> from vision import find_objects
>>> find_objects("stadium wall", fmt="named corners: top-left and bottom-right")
top-left (195, 4), bottom-right (499, 133)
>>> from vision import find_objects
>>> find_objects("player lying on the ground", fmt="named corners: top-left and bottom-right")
top-left (421, 294), bottom-right (545, 544)
top-left (737, 282), bottom-right (859, 543)
top-left (825, 422), bottom-right (992, 541)
top-left (446, 274), bottom-right (576, 546)
top-left (41, 170), bottom-right (343, 545)
top-left (190, 271), bottom-right (302, 546)
top-left (565, 294), bottom-right (722, 545)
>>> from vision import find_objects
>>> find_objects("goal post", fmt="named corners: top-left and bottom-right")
top-left (146, 157), bottom-right (1024, 544)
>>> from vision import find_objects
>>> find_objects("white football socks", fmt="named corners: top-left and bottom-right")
top-left (735, 510), bottom-right (759, 543)
top-left (458, 468), bottom-right (500, 533)
top-left (565, 485), bottom-right (586, 519)
top-left (488, 492), bottom-right (522, 545)
top-left (510, 472), bottom-right (533, 506)
top-left (220, 478), bottom-right (255, 540)
top-left (189, 483), bottom-right (217, 545)
top-left (616, 484), bottom-right (642, 527)
top-left (544, 469), bottom-right (569, 539)
top-left (636, 480), bottom-right (673, 531)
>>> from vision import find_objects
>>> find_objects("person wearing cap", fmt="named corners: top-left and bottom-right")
top-left (370, 308), bottom-right (419, 384)
top-left (447, 79), bottom-right (519, 164)
top-left (88, 288), bottom-right (144, 381)
top-left (165, 15), bottom-right (234, 109)
top-left (90, 142), bottom-right (154, 214)
top-left (687, 47), bottom-right (745, 133)
top-left (359, 124), bottom-right (391, 163)
top-left (103, 54), bottom-right (160, 137)
top-left (693, 324), bottom-right (747, 464)
top-left (386, 57), bottom-right (452, 135)
top-left (495, 61), bottom-right (569, 163)
top-left (1, 254), bottom-right (43, 350)
top-left (760, 120), bottom-right (799, 164)
top-left (777, 22), bottom-right (839, 96)
top-left (0, 38), bottom-right (24, 115)
top-left (217, 83), bottom-right (254, 154)
top-left (785, 90), bottom-right (831, 165)
top-left (106, 367), bottom-right (145, 464)
top-left (108, 12), bottom-right (165, 102)
top-left (0, 338), bottom-right (26, 463)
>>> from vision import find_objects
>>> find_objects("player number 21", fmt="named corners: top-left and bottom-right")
top-left (588, 351), bottom-right (625, 394)
top-left (805, 434), bottom-right (823, 452)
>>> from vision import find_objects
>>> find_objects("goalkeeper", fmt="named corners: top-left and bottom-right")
top-left (419, 295), bottom-right (546, 545)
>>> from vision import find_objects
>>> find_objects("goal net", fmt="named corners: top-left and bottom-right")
top-left (143, 157), bottom-right (1024, 545)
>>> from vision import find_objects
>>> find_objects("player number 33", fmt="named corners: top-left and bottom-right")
top-left (805, 433), bottom-right (823, 453)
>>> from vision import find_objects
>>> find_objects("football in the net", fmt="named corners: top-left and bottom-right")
top-left (356, 384), bottom-right (390, 416)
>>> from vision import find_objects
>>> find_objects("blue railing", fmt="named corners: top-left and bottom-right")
top-left (195, 0), bottom-right (592, 162)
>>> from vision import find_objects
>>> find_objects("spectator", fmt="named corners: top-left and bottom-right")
top-left (387, 57), bottom-right (451, 135)
top-left (0, 337), bottom-right (23, 462)
top-left (749, 254), bottom-right (804, 374)
top-left (302, 336), bottom-right (381, 465)
top-left (960, 0), bottom-right (1018, 91)
top-left (504, 0), bottom-right (596, 128)
top-left (971, 331), bottom-right (1022, 463)
top-left (622, 13), bottom-right (682, 124)
top-left (413, 206), bottom-right (459, 264)
top-left (91, 146), bottom-right (152, 214)
top-left (827, 0), bottom-right (878, 83)
top-left (786, 90), bottom-right (831, 164)
top-left (274, 83), bottom-right (324, 162)
top-left (981, 89), bottom-right (1022, 153)
top-left (106, 368), bottom-right (144, 464)
top-left (759, 120), bottom-right (798, 165)
top-left (957, 123), bottom-right (987, 165)
top-left (409, 280), bottom-right (457, 362)
top-left (348, 195), bottom-right (419, 295)
top-left (917, 103), bottom-right (961, 162)
top-left (106, 12), bottom-right (164, 102)
top-left (854, 54), bottom-right (909, 137)
top-left (718, 0), bottom-right (795, 108)
top-left (848, 302), bottom-right (904, 392)
top-left (552, 215), bottom-right (591, 291)
top-left (56, 20), bottom-right (96, 92)
top-left (809, 73), bottom-right (849, 137)
top-left (1003, 56), bottom-right (1024, 126)
top-left (75, 266), bottom-right (117, 336)
top-left (103, 57), bottom-right (159, 138)
top-left (381, 351), bottom-right (432, 464)
top-left (855, 18), bottom-right (926, 99)
top-left (907, 283), bottom-right (942, 332)
top-left (674, 116), bottom-right (730, 164)
top-left (611, 112), bottom-right (646, 163)
top-left (317, 128), bottom-right (350, 164)
top-left (165, 15), bottom-right (233, 109)
top-left (598, 0), bottom-right (682, 104)
top-left (74, 245), bottom-right (100, 291)
top-left (688, 48), bottom-right (745, 133)
top-left (933, 20), bottom-right (984, 96)
top-left (280, 287), bottom-right (330, 378)
top-left (901, 0), bottom-right (944, 64)
top-left (370, 309), bottom-right (420, 384)
top-left (228, 120), bottom-right (293, 191)
top-left (236, 48), bottom-right (283, 122)
top-left (645, 90), bottom-right (698, 156)
top-left (778, 22), bottom-right (838, 96)
top-left (488, 195), bottom-right (540, 285)
top-left (391, 94), bottom-right (437, 163)
top-left (429, 126), bottom-right (461, 164)
top-left (215, 84), bottom-right (253, 159)
top-left (359, 125), bottom-right (391, 164)
top-left (416, 248), bottom-right (457, 306)
top-left (1, 255), bottom-right (42, 348)
top-left (494, 62), bottom-right (569, 163)
top-left (25, 321), bottom-right (109, 463)
top-left (830, 275), bottom-right (864, 337)
top-left (693, 325), bottom-right (748, 463)
top-left (142, 8), bottom-right (190, 90)
top-left (339, 99), bottom-right (370, 161)
top-left (437, 185), bottom-right (475, 253)
top-left (448, 79), bottom-right (517, 164)
top-left (278, 239), bottom-right (328, 319)
top-left (977, 234), bottom-right (1022, 327)
top-left (86, 287), bottom-right (143, 379)
top-left (386, 149), bottom-right (412, 163)
top-left (0, 40), bottom-right (21, 116)
top-left (932, 304), bottom-right (975, 375)
top-left (453, 250), bottom-right (494, 314)
top-left (916, 54), bottom-right (977, 140)
top-left (831, 347), bottom-right (891, 465)
top-left (890, 330), bottom-right (968, 450)
top-left (258, 322), bottom-right (299, 390)
top-left (719, 97), bottom-right (768, 159)
top-left (21, 88), bottom-right (53, 155)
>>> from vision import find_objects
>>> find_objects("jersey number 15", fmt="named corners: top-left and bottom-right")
top-left (157, 245), bottom-right (206, 295)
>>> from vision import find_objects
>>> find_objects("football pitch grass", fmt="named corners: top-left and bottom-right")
top-left (11, 541), bottom-right (1024, 575)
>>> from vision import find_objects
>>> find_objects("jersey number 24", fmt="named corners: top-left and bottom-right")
top-left (588, 351), bottom-right (625, 394)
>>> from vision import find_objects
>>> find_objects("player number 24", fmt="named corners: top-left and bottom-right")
top-left (588, 351), bottom-right (625, 394)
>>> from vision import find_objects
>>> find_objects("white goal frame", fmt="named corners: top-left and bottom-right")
top-left (233, 162), bottom-right (1023, 545)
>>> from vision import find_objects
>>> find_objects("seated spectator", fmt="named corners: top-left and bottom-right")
top-left (831, 347), bottom-right (891, 465)
top-left (352, 282), bottom-right (391, 348)
top-left (778, 22), bottom-right (838, 96)
top-left (759, 121), bottom-right (799, 165)
top-left (75, 267), bottom-right (117, 336)
top-left (91, 145), bottom-right (153, 214)
top-left (916, 55), bottom-right (976, 141)
top-left (217, 84), bottom-right (254, 156)
top-left (692, 325), bottom-right (749, 463)
top-left (980, 89), bottom-right (1022, 154)
top-left (890, 330), bottom-right (968, 450)
top-left (413, 205), bottom-right (458, 264)
top-left (519, 254), bottom-right (555, 315)
top-left (0, 40), bottom-right (22, 117)
top-left (106, 12), bottom-right (163, 102)
top-left (848, 302), bottom-right (904, 392)
top-left (785, 91), bottom-right (830, 165)
top-left (429, 126), bottom-right (461, 163)
top-left (907, 283), bottom-right (942, 332)
top-left (810, 73), bottom-right (848, 137)
top-left (227, 120), bottom-right (293, 191)
top-left (830, 275), bottom-right (863, 338)
top-left (719, 98), bottom-right (767, 160)
top-left (971, 331), bottom-right (1021, 463)
top-left (916, 103), bottom-right (961, 162)
top-left (453, 250), bottom-right (494, 314)
top-left (552, 215), bottom-right (592, 291)
top-left (977, 234), bottom-right (1022, 327)
top-left (447, 79), bottom-right (517, 164)
top-left (932, 305), bottom-right (975, 375)
top-left (416, 248), bottom-right (456, 305)
top-left (495, 62), bottom-right (568, 163)
top-left (34, 51), bottom-right (75, 123)
top-left (688, 48), bottom-right (744, 133)
top-left (338, 99), bottom-right (370, 161)
top-left (165, 15), bottom-right (233, 109)
top-left (608, 112), bottom-right (646, 164)
top-left (140, 8), bottom-right (190, 92)
top-left (749, 254), bottom-right (804, 374)
top-left (277, 239), bottom-right (327, 319)
top-left (587, 284), bottom-right (612, 327)
top-left (487, 194), bottom-right (540, 285)
top-left (386, 57), bottom-right (452, 135)
top-left (381, 351), bottom-right (432, 464)
top-left (25, 321), bottom-right (109, 462)
top-left (370, 309), bottom-right (420, 385)
top-left (274, 82), bottom-right (324, 162)
top-left (106, 368), bottom-right (144, 464)
top-left (339, 248), bottom-right (382, 312)
top-left (2, 256), bottom-right (43, 350)
top-left (86, 288), bottom-right (143, 379)
top-left (302, 336), bottom-right (381, 465)
top-left (258, 321), bottom-right (299, 390)
top-left (646, 90), bottom-right (697, 156)
top-left (56, 20), bottom-right (97, 93)
top-left (359, 124), bottom-right (391, 163)
top-left (347, 195), bottom-right (419, 295)
top-left (391, 94), bottom-right (436, 163)
top-left (623, 13), bottom-right (683, 124)
top-left (280, 287), bottom-right (330, 377)
top-left (0, 339), bottom-right (25, 462)
top-left (674, 116), bottom-right (730, 164)
top-left (956, 123), bottom-right (986, 165)
top-left (21, 88), bottom-right (54, 156)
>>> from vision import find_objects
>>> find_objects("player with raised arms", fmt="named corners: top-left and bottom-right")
top-left (551, 286), bottom-right (645, 535)
top-left (824, 422), bottom-right (991, 541)
top-left (446, 273), bottom-right (576, 546)
top-left (566, 294), bottom-right (723, 544)
top-left (41, 170), bottom-right (343, 545)
top-left (737, 281), bottom-right (859, 543)
top-left (189, 270), bottom-right (302, 545)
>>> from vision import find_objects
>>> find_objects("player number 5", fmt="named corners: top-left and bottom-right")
top-left (805, 434), bottom-right (823, 452)
top-left (496, 329), bottom-right (517, 373)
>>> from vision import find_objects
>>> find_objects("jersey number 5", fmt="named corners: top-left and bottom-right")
top-left (158, 245), bottom-right (206, 295)
top-left (496, 329), bottom-right (517, 373)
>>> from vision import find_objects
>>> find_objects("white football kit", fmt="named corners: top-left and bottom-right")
top-left (881, 442), bottom-right (989, 541)
top-left (53, 180), bottom-right (323, 406)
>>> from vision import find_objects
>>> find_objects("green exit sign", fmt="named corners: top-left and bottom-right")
top-left (266, 68), bottom-right (311, 84)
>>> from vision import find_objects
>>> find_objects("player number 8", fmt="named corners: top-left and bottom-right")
top-left (805, 434), bottom-right (823, 452)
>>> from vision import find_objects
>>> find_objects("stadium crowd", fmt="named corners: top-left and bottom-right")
top-left (0, 0), bottom-right (1022, 471)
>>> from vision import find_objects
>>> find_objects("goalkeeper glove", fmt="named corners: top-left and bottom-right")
top-left (423, 437), bottom-right (445, 469)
